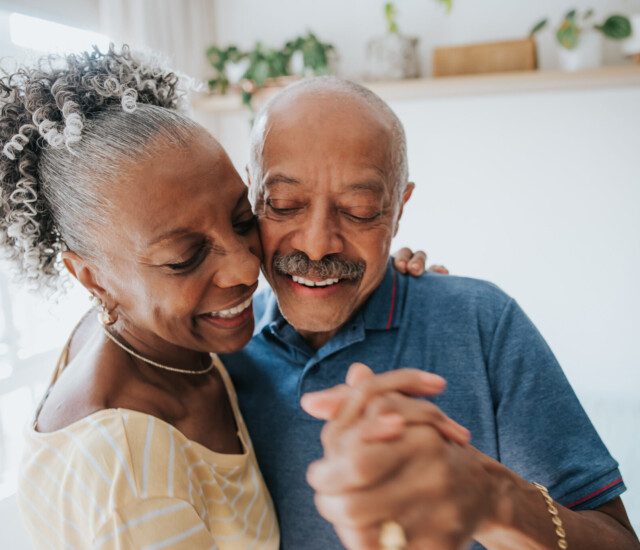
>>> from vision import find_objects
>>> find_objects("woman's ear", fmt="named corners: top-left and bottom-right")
top-left (62, 250), bottom-right (110, 305)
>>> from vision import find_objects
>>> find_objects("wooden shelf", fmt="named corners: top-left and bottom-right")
top-left (192, 64), bottom-right (640, 115)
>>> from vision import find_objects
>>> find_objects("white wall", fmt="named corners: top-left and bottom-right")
top-left (205, 0), bottom-right (640, 529)
top-left (213, 0), bottom-right (640, 78)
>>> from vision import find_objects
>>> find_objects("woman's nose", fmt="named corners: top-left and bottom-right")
top-left (212, 241), bottom-right (261, 289)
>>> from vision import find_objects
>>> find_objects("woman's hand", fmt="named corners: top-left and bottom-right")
top-left (392, 247), bottom-right (449, 276)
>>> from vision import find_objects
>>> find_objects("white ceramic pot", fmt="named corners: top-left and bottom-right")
top-left (558, 30), bottom-right (603, 71)
top-left (365, 33), bottom-right (420, 80)
top-left (622, 14), bottom-right (640, 58)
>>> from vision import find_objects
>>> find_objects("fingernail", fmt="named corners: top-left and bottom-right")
top-left (421, 373), bottom-right (446, 387)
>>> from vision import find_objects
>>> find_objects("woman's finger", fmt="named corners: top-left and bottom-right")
top-left (392, 247), bottom-right (414, 273)
top-left (427, 264), bottom-right (450, 275)
top-left (408, 250), bottom-right (427, 276)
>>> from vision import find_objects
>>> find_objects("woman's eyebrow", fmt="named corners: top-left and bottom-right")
top-left (145, 227), bottom-right (196, 248)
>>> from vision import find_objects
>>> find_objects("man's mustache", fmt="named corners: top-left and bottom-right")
top-left (272, 252), bottom-right (365, 281)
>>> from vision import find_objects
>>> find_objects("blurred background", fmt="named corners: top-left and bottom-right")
top-left (0, 0), bottom-right (639, 546)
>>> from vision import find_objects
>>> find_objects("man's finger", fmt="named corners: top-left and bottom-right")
top-left (345, 362), bottom-right (375, 386)
top-left (334, 526), bottom-right (380, 550)
top-left (300, 384), bottom-right (350, 419)
top-left (308, 435), bottom-right (409, 493)
top-left (336, 369), bottom-right (447, 426)
top-left (300, 361), bottom-right (378, 420)
top-left (363, 393), bottom-right (470, 445)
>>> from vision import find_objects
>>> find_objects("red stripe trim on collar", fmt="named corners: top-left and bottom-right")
top-left (385, 269), bottom-right (397, 330)
top-left (566, 477), bottom-right (623, 508)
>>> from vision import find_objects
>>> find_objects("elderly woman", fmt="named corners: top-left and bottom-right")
top-left (0, 46), bottom-right (461, 549)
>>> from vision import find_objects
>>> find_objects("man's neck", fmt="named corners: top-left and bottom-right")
top-left (297, 328), bottom-right (340, 350)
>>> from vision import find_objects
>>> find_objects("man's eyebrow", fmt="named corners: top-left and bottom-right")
top-left (346, 181), bottom-right (385, 193)
top-left (264, 174), bottom-right (301, 187)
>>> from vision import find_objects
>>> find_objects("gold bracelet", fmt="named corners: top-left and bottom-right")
top-left (532, 482), bottom-right (568, 549)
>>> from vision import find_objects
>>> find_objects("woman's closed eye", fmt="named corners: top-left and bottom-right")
top-left (166, 242), bottom-right (210, 272)
top-left (233, 213), bottom-right (258, 235)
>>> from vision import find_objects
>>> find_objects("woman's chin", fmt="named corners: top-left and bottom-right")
top-left (199, 316), bottom-right (255, 355)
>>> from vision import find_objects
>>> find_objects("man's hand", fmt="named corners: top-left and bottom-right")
top-left (301, 363), bottom-right (486, 549)
top-left (303, 365), bottom-right (640, 550)
top-left (301, 363), bottom-right (470, 445)
top-left (308, 423), bottom-right (495, 550)
top-left (392, 248), bottom-right (449, 276)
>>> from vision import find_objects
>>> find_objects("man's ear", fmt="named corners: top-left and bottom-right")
top-left (62, 251), bottom-right (112, 306)
top-left (394, 182), bottom-right (415, 236)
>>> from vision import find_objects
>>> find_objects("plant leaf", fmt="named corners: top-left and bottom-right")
top-left (557, 20), bottom-right (580, 49)
top-left (595, 15), bottom-right (632, 40)
top-left (530, 18), bottom-right (548, 36)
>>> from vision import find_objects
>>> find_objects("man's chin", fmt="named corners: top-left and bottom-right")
top-left (278, 305), bottom-right (349, 335)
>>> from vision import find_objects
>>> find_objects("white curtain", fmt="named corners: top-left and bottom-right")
top-left (98, 0), bottom-right (217, 82)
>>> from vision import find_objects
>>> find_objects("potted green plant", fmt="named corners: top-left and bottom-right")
top-left (206, 32), bottom-right (335, 109)
top-left (531, 10), bottom-right (632, 71)
top-left (365, 0), bottom-right (452, 81)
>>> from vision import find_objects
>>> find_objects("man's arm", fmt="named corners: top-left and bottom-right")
top-left (307, 398), bottom-right (639, 550)
top-left (303, 361), bottom-right (638, 549)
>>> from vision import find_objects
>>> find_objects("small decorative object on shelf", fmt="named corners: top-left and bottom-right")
top-left (531, 9), bottom-right (632, 71)
top-left (206, 32), bottom-right (335, 110)
top-left (433, 38), bottom-right (537, 77)
top-left (365, 0), bottom-right (452, 81)
top-left (621, 14), bottom-right (640, 63)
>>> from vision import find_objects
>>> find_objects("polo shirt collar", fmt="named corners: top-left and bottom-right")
top-left (361, 258), bottom-right (402, 330)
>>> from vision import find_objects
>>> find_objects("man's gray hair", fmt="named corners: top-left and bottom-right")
top-left (248, 76), bottom-right (409, 206)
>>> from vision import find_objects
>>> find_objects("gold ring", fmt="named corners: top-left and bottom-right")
top-left (379, 520), bottom-right (407, 550)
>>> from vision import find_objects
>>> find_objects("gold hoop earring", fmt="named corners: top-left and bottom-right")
top-left (89, 294), bottom-right (101, 308)
top-left (98, 304), bottom-right (118, 326)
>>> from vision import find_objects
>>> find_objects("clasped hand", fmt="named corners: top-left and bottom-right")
top-left (301, 363), bottom-right (500, 550)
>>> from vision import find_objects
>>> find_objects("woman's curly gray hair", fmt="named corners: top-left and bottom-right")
top-left (0, 44), bottom-right (200, 293)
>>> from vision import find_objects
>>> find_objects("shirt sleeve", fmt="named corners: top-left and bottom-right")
top-left (486, 298), bottom-right (626, 510)
top-left (93, 497), bottom-right (217, 550)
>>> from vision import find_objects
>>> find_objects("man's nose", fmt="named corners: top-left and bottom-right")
top-left (212, 240), bottom-right (261, 288)
top-left (290, 207), bottom-right (343, 261)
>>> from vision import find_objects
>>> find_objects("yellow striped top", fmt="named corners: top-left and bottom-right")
top-left (18, 355), bottom-right (279, 550)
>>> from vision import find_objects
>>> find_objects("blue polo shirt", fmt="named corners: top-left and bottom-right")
top-left (222, 261), bottom-right (625, 549)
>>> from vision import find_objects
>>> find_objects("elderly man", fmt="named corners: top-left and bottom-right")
top-left (221, 77), bottom-right (637, 549)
